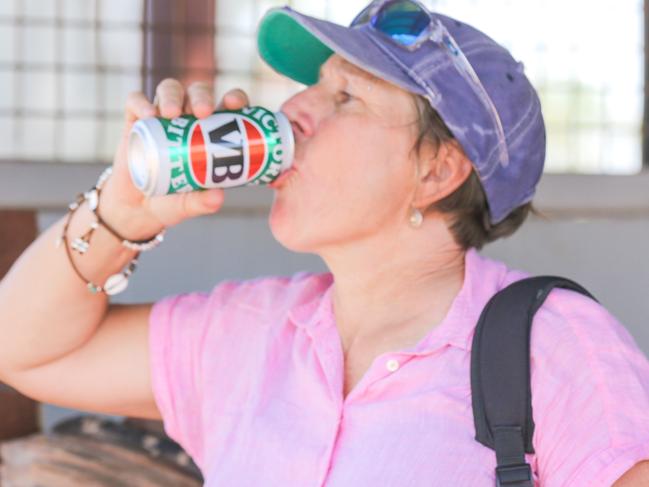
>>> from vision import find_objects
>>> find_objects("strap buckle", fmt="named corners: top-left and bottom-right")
top-left (496, 463), bottom-right (533, 486)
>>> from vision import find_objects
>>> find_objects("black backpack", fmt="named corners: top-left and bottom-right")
top-left (471, 276), bottom-right (598, 487)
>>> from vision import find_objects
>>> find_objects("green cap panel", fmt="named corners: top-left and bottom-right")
top-left (257, 10), bottom-right (334, 86)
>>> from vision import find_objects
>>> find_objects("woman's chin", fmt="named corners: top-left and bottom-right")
top-left (269, 204), bottom-right (313, 253)
top-left (269, 202), bottom-right (297, 249)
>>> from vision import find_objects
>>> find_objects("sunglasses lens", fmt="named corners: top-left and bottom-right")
top-left (372, 0), bottom-right (430, 46)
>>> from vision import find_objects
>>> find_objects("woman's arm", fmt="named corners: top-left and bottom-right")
top-left (612, 460), bottom-right (649, 486)
top-left (1, 301), bottom-right (160, 419)
top-left (0, 81), bottom-right (249, 417)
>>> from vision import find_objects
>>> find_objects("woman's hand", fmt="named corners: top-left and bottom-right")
top-left (99, 79), bottom-right (251, 241)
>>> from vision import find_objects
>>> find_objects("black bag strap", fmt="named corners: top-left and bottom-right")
top-left (470, 276), bottom-right (598, 486)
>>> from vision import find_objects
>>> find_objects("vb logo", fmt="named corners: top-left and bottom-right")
top-left (208, 119), bottom-right (245, 184)
top-left (189, 113), bottom-right (268, 186)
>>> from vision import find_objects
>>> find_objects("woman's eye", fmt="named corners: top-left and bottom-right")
top-left (336, 91), bottom-right (354, 104)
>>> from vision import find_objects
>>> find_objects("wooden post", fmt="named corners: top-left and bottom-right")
top-left (0, 210), bottom-right (40, 440)
top-left (142, 0), bottom-right (216, 100)
top-left (642, 0), bottom-right (649, 169)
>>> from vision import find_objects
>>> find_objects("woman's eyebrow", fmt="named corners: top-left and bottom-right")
top-left (319, 63), bottom-right (377, 86)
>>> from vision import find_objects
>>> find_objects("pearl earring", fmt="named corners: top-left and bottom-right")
top-left (409, 207), bottom-right (423, 228)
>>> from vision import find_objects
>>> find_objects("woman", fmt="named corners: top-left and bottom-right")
top-left (0, 1), bottom-right (648, 485)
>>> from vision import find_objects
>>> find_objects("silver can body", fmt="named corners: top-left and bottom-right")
top-left (127, 106), bottom-right (294, 197)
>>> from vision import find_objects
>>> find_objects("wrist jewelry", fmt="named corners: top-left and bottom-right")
top-left (55, 166), bottom-right (165, 296)
top-left (58, 200), bottom-right (141, 296)
top-left (87, 167), bottom-right (166, 252)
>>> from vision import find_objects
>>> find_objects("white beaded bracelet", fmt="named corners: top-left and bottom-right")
top-left (89, 167), bottom-right (166, 253)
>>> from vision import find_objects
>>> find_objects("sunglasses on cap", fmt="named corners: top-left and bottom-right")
top-left (351, 0), bottom-right (509, 168)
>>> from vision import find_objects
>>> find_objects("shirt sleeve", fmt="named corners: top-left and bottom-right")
top-left (148, 289), bottom-right (211, 470)
top-left (530, 289), bottom-right (649, 487)
top-left (146, 274), bottom-right (313, 473)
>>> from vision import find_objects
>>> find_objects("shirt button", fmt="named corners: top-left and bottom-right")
top-left (386, 359), bottom-right (400, 372)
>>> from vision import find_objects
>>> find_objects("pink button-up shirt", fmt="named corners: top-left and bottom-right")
top-left (149, 248), bottom-right (649, 486)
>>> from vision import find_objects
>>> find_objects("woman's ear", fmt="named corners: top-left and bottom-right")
top-left (411, 139), bottom-right (473, 209)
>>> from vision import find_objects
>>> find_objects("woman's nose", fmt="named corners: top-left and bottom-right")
top-left (279, 92), bottom-right (319, 139)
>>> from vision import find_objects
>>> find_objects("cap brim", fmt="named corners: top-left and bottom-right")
top-left (256, 6), bottom-right (426, 97)
top-left (257, 8), bottom-right (333, 86)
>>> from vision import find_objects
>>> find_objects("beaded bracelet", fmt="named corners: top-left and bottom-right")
top-left (55, 166), bottom-right (165, 295)
top-left (58, 196), bottom-right (141, 296)
top-left (84, 167), bottom-right (166, 253)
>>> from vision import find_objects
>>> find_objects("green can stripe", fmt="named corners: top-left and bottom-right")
top-left (159, 117), bottom-right (201, 194)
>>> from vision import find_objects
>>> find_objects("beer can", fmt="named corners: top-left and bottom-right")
top-left (127, 106), bottom-right (295, 197)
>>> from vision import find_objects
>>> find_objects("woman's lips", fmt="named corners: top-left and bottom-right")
top-left (269, 167), bottom-right (298, 189)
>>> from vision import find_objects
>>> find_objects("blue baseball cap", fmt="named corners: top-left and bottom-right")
top-left (256, 2), bottom-right (546, 224)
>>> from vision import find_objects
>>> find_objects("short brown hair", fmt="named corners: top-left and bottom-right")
top-left (410, 94), bottom-right (536, 251)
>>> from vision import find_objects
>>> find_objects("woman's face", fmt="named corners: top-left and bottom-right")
top-left (270, 54), bottom-right (421, 253)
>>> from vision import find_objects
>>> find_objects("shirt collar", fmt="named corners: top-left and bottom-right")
top-left (288, 248), bottom-right (512, 353)
top-left (406, 248), bottom-right (514, 353)
top-left (288, 277), bottom-right (335, 331)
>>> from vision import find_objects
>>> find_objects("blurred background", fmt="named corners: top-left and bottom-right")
top-left (0, 0), bottom-right (647, 473)
top-left (0, 0), bottom-right (644, 172)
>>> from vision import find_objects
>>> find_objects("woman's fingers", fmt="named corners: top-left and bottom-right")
top-left (147, 188), bottom-right (225, 227)
top-left (142, 82), bottom-right (249, 122)
top-left (216, 88), bottom-right (250, 111)
top-left (124, 91), bottom-right (156, 124)
top-left (126, 81), bottom-right (245, 125)
top-left (186, 81), bottom-right (215, 118)
top-left (155, 78), bottom-right (185, 119)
